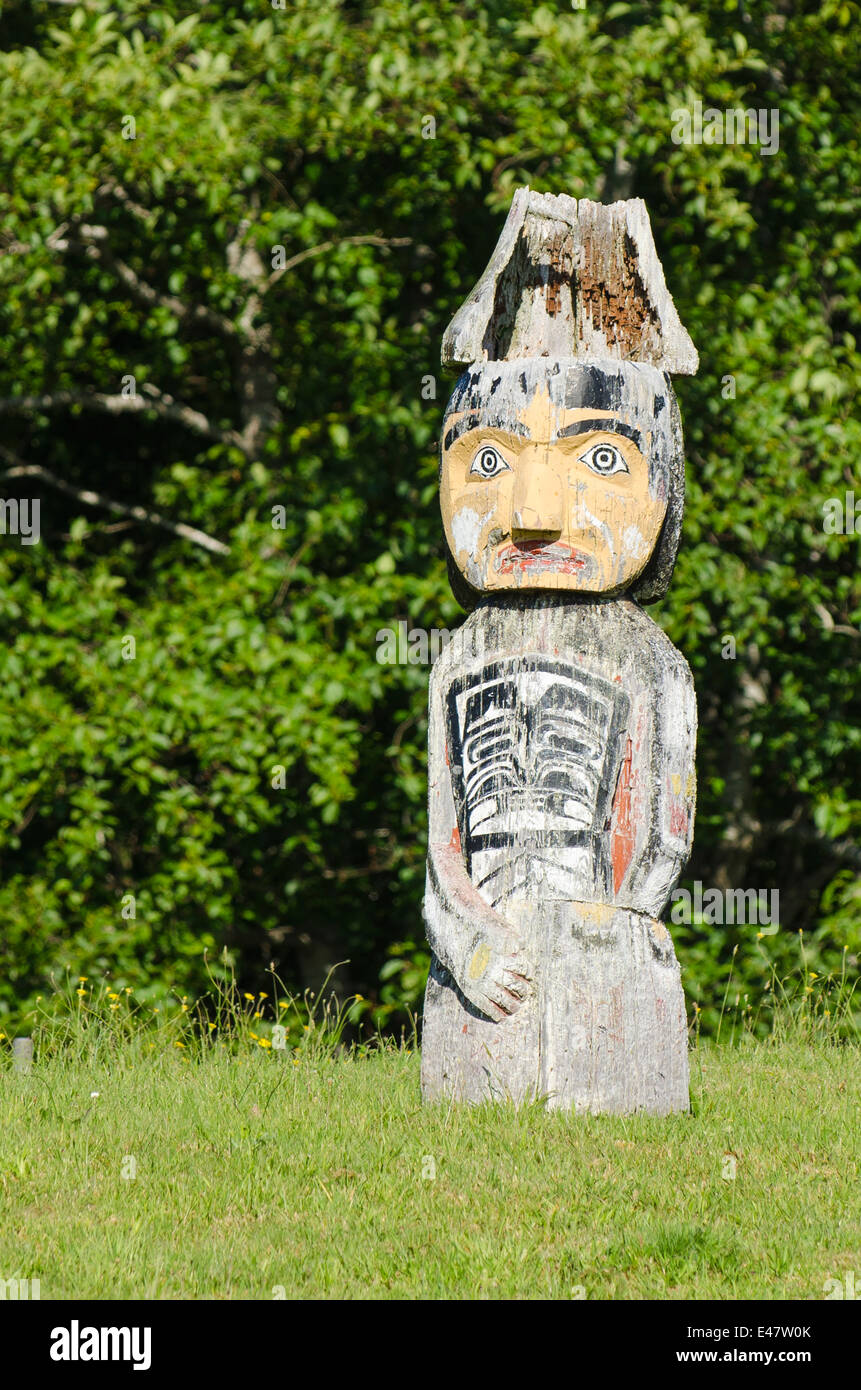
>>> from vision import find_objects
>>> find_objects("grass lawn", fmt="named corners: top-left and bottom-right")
top-left (1, 1033), bottom-right (858, 1299)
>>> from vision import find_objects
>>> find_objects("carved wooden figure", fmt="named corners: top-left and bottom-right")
top-left (421, 190), bottom-right (699, 1113)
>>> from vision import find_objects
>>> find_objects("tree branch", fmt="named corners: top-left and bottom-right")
top-left (811, 600), bottom-right (860, 640)
top-left (0, 236), bottom-right (30, 258)
top-left (771, 813), bottom-right (861, 873)
top-left (95, 179), bottom-right (157, 227)
top-left (60, 221), bottom-right (240, 341)
top-left (0, 386), bottom-right (245, 451)
top-left (0, 451), bottom-right (230, 556)
top-left (5, 215), bottom-right (412, 464)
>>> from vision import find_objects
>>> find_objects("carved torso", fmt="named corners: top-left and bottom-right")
top-left (448, 657), bottom-right (629, 907)
top-left (432, 596), bottom-right (696, 926)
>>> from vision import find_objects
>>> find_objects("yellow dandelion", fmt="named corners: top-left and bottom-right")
top-left (108, 991), bottom-right (119, 1001)
top-left (76, 988), bottom-right (86, 997)
top-left (0, 1032), bottom-right (6, 1041)
top-left (292, 1058), bottom-right (300, 1066)
top-left (208, 1022), bottom-right (216, 1031)
top-left (244, 992), bottom-right (255, 1002)
top-left (303, 1025), bottom-right (310, 1031)
top-left (257, 1038), bottom-right (272, 1049)
top-left (259, 991), bottom-right (268, 999)
top-left (278, 1000), bottom-right (288, 1009)
top-left (174, 1040), bottom-right (185, 1049)
top-left (181, 1003), bottom-right (188, 1013)
top-left (354, 993), bottom-right (364, 1001)
top-left (78, 976), bottom-right (88, 983)
top-left (808, 972), bottom-right (818, 980)
top-left (124, 987), bottom-right (132, 995)
top-left (253, 1011), bottom-right (261, 1020)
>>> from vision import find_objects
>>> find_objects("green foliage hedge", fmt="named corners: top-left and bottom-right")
top-left (0, 0), bottom-right (858, 1034)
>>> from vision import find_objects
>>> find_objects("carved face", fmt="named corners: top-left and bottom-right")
top-left (441, 361), bottom-right (679, 597)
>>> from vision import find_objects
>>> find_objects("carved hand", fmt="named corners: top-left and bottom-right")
top-left (459, 928), bottom-right (533, 1021)
top-left (425, 840), bottom-right (533, 1019)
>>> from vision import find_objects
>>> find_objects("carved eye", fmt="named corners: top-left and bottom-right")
top-left (470, 446), bottom-right (511, 479)
top-left (579, 442), bottom-right (629, 476)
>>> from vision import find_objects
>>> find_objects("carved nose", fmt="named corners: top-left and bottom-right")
top-left (511, 459), bottom-right (563, 539)
top-left (511, 506), bottom-right (560, 540)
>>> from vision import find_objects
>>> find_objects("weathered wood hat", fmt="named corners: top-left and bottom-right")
top-left (442, 188), bottom-right (698, 373)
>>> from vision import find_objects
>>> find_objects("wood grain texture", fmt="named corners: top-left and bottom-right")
top-left (421, 596), bottom-right (695, 1113)
top-left (423, 191), bottom-right (698, 1114)
top-left (442, 189), bottom-right (698, 375)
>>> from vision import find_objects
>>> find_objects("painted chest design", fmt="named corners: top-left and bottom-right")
top-left (446, 658), bottom-right (629, 904)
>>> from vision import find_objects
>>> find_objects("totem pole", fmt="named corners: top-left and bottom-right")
top-left (421, 190), bottom-right (698, 1114)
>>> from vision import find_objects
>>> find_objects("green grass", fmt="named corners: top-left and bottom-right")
top-left (1, 1026), bottom-right (858, 1299)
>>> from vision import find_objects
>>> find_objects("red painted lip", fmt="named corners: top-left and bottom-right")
top-left (497, 541), bottom-right (586, 574)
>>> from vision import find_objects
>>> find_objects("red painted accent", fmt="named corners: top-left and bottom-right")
top-left (667, 772), bottom-right (689, 836)
top-left (496, 541), bottom-right (586, 575)
top-left (449, 825), bottom-right (461, 853)
top-left (611, 737), bottom-right (636, 894)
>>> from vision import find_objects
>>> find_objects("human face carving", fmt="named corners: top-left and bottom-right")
top-left (441, 374), bottom-right (669, 596)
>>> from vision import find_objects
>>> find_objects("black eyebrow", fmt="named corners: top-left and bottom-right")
top-left (556, 418), bottom-right (643, 449)
top-left (443, 417), bottom-right (530, 451)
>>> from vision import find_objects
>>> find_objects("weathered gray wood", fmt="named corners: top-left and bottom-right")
top-left (13, 1036), bottom-right (33, 1074)
top-left (421, 189), bottom-right (698, 1114)
top-left (442, 189), bottom-right (698, 375)
top-left (421, 600), bottom-right (694, 1112)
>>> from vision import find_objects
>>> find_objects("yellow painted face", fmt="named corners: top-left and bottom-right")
top-left (441, 385), bottom-right (667, 595)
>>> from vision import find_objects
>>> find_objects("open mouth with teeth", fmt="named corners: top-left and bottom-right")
top-left (496, 541), bottom-right (587, 575)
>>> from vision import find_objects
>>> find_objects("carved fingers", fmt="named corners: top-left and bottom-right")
top-left (463, 937), bottom-right (533, 1020)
